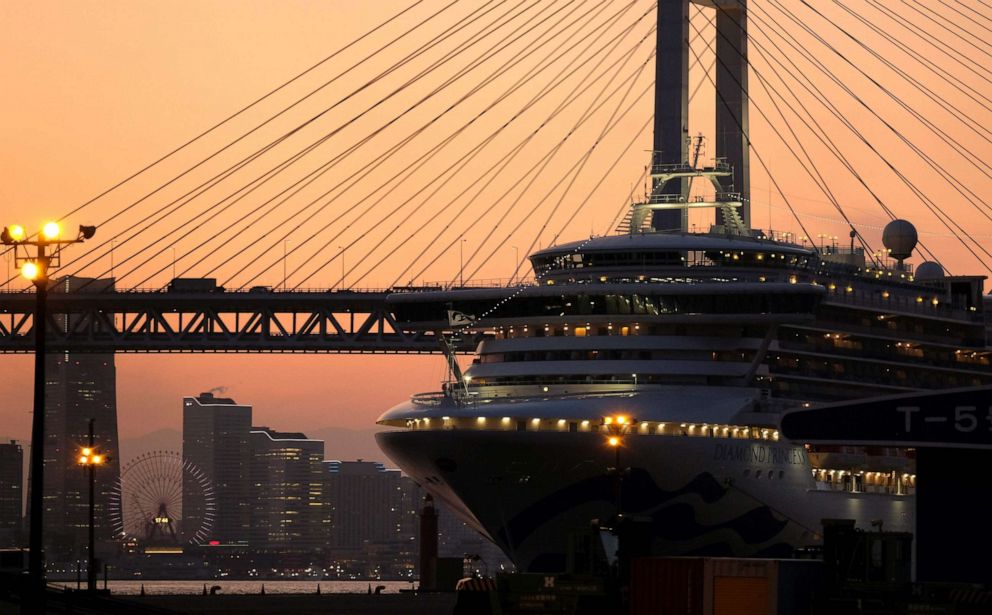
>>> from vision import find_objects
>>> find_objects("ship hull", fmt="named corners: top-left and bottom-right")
top-left (377, 428), bottom-right (912, 572)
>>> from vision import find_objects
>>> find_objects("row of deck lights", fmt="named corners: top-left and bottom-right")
top-left (813, 468), bottom-right (916, 488)
top-left (407, 416), bottom-right (780, 440)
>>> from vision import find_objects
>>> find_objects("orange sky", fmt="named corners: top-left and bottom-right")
top-left (1, 1), bottom-right (990, 441)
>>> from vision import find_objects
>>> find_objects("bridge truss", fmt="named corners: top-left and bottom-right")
top-left (0, 289), bottom-right (478, 354)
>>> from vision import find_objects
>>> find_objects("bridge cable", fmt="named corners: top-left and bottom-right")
top-left (76, 0), bottom-right (531, 287)
top-left (130, 0), bottom-right (568, 288)
top-left (234, 0), bottom-right (637, 289)
top-left (832, 1), bottom-right (992, 120)
top-left (289, 3), bottom-right (658, 289)
top-left (952, 0), bottom-right (992, 29)
top-left (690, 11), bottom-right (878, 261)
top-left (746, 4), bottom-right (948, 264)
top-left (865, 0), bottom-right (992, 83)
top-left (382, 20), bottom-right (660, 288)
top-left (749, 2), bottom-right (966, 267)
top-left (397, 36), bottom-right (656, 288)
top-left (798, 1), bottom-right (992, 170)
top-left (461, 56), bottom-right (655, 285)
top-left (50, 0), bottom-right (433, 226)
top-left (675, 8), bottom-right (815, 249)
top-left (44, 0), bottom-right (469, 290)
top-left (55, 0), bottom-right (508, 289)
top-left (754, 2), bottom-right (992, 271)
top-left (490, 55), bottom-right (656, 284)
top-left (278, 0), bottom-right (644, 290)
top-left (901, 0), bottom-right (992, 57)
top-left (765, 0), bottom-right (992, 269)
top-left (350, 17), bottom-right (655, 288)
top-left (214, 0), bottom-right (608, 289)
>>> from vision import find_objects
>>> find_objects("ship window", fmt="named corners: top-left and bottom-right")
top-left (516, 420), bottom-right (527, 432)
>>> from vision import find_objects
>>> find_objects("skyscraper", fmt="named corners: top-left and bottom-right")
top-left (321, 459), bottom-right (421, 579)
top-left (41, 276), bottom-right (120, 560)
top-left (248, 427), bottom-right (327, 551)
top-left (182, 392), bottom-right (251, 546)
top-left (0, 440), bottom-right (23, 547)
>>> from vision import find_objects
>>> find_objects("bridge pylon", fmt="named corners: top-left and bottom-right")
top-left (651, 0), bottom-right (750, 233)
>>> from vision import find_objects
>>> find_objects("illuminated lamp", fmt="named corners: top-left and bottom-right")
top-left (21, 262), bottom-right (41, 281)
top-left (41, 222), bottom-right (60, 240)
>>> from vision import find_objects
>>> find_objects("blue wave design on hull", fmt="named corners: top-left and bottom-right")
top-left (495, 469), bottom-right (790, 571)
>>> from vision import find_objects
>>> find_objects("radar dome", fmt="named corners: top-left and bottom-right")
top-left (882, 219), bottom-right (918, 261)
top-left (915, 261), bottom-right (945, 280)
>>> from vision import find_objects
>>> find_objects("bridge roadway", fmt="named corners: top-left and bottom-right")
top-left (0, 287), bottom-right (481, 354)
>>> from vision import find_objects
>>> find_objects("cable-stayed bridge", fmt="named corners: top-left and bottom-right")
top-left (2, 0), bottom-right (992, 353)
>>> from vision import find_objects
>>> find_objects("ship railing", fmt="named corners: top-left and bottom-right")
top-left (824, 289), bottom-right (982, 322)
top-left (813, 479), bottom-right (915, 497)
top-left (714, 192), bottom-right (743, 202)
top-left (780, 339), bottom-right (990, 371)
top-left (645, 194), bottom-right (686, 205)
top-left (418, 277), bottom-right (536, 290)
top-left (410, 392), bottom-right (448, 407)
top-left (650, 163), bottom-right (696, 174)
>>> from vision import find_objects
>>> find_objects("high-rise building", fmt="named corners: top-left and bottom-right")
top-left (248, 427), bottom-right (328, 551)
top-left (323, 460), bottom-right (416, 550)
top-left (182, 392), bottom-right (251, 546)
top-left (0, 440), bottom-right (23, 547)
top-left (322, 460), bottom-right (420, 576)
top-left (41, 276), bottom-right (120, 560)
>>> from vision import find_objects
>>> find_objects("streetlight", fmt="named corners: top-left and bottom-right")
top-left (2, 221), bottom-right (95, 604)
top-left (77, 418), bottom-right (107, 592)
top-left (459, 239), bottom-right (466, 288)
top-left (603, 415), bottom-right (636, 583)
top-left (602, 415), bottom-right (636, 520)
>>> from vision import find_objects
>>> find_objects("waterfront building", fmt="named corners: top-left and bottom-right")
top-left (322, 460), bottom-right (420, 575)
top-left (248, 427), bottom-right (328, 551)
top-left (182, 392), bottom-right (251, 546)
top-left (323, 460), bottom-right (413, 548)
top-left (0, 440), bottom-right (23, 547)
top-left (40, 277), bottom-right (120, 559)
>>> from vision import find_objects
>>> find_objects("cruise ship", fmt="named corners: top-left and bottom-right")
top-left (376, 2), bottom-right (992, 573)
top-left (377, 203), bottom-right (990, 571)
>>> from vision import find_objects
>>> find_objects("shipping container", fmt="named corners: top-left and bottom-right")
top-left (630, 557), bottom-right (822, 615)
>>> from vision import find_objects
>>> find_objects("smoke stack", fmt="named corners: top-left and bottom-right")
top-left (419, 494), bottom-right (438, 591)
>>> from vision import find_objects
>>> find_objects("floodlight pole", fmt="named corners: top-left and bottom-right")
top-left (2, 223), bottom-right (95, 611)
top-left (27, 256), bottom-right (48, 601)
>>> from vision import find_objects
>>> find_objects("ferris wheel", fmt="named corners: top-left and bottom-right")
top-left (109, 450), bottom-right (215, 546)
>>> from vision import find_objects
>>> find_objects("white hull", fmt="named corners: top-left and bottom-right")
top-left (377, 424), bottom-right (912, 572)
